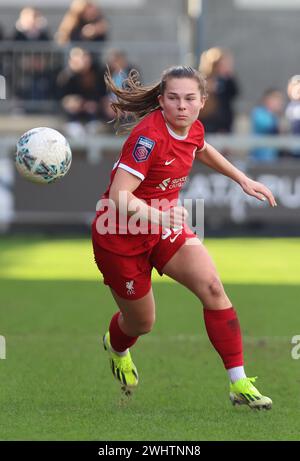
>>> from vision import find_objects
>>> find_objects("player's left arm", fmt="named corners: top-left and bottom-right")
top-left (196, 142), bottom-right (277, 207)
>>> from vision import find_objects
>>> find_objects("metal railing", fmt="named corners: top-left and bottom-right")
top-left (1, 134), bottom-right (300, 231)
top-left (0, 40), bottom-right (185, 113)
top-left (2, 133), bottom-right (300, 159)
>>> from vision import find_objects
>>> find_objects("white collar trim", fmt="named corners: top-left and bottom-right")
top-left (161, 111), bottom-right (189, 140)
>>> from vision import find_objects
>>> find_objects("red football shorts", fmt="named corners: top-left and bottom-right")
top-left (92, 224), bottom-right (196, 300)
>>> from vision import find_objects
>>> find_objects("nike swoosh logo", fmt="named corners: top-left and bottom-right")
top-left (161, 228), bottom-right (183, 242)
top-left (170, 231), bottom-right (183, 243)
top-left (165, 158), bottom-right (175, 165)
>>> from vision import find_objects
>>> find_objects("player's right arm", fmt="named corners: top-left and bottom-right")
top-left (109, 168), bottom-right (187, 228)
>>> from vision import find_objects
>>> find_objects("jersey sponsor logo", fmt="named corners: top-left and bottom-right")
top-left (156, 176), bottom-right (188, 191)
top-left (165, 158), bottom-right (176, 165)
top-left (156, 178), bottom-right (171, 191)
top-left (132, 136), bottom-right (155, 162)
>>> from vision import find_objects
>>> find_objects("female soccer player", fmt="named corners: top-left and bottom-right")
top-left (92, 66), bottom-right (276, 409)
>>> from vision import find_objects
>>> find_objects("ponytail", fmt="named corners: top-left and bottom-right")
top-left (105, 65), bottom-right (207, 133)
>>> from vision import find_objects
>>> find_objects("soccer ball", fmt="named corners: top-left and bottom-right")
top-left (15, 127), bottom-right (72, 184)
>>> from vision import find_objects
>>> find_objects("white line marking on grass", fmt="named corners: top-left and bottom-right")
top-left (0, 335), bottom-right (6, 359)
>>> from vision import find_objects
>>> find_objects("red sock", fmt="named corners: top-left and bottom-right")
top-left (109, 312), bottom-right (138, 352)
top-left (203, 307), bottom-right (243, 369)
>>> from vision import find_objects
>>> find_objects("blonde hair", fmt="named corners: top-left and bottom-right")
top-left (199, 47), bottom-right (233, 78)
top-left (105, 65), bottom-right (207, 133)
top-left (56, 0), bottom-right (95, 45)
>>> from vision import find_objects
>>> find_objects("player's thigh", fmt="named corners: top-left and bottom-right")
top-left (161, 237), bottom-right (226, 298)
top-left (92, 235), bottom-right (152, 300)
top-left (110, 287), bottom-right (156, 333)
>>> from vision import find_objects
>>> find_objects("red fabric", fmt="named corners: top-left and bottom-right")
top-left (92, 222), bottom-right (195, 299)
top-left (93, 109), bottom-right (205, 256)
top-left (102, 109), bottom-right (205, 205)
top-left (203, 307), bottom-right (244, 369)
top-left (109, 312), bottom-right (138, 352)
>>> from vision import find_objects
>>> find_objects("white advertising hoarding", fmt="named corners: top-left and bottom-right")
top-left (235, 0), bottom-right (300, 9)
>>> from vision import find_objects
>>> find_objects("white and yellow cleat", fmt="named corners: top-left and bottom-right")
top-left (230, 377), bottom-right (272, 410)
top-left (103, 331), bottom-right (138, 396)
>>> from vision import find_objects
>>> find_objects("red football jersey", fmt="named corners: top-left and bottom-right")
top-left (93, 109), bottom-right (205, 255)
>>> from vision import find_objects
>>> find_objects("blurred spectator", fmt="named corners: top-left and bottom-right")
top-left (12, 8), bottom-right (54, 111)
top-left (104, 49), bottom-right (140, 120)
top-left (285, 75), bottom-right (300, 158)
top-left (250, 88), bottom-right (284, 163)
top-left (56, 0), bottom-right (108, 45)
top-left (57, 47), bottom-right (109, 137)
top-left (13, 7), bottom-right (50, 41)
top-left (15, 54), bottom-right (58, 110)
top-left (286, 75), bottom-right (300, 133)
top-left (0, 24), bottom-right (5, 83)
top-left (106, 49), bottom-right (137, 88)
top-left (199, 47), bottom-right (239, 133)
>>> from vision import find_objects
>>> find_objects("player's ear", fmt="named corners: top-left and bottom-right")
top-left (200, 95), bottom-right (206, 110)
top-left (158, 94), bottom-right (164, 110)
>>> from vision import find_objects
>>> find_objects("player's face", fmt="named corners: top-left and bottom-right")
top-left (158, 78), bottom-right (205, 136)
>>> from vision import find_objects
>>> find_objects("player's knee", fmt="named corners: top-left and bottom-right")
top-left (136, 317), bottom-right (155, 335)
top-left (207, 275), bottom-right (224, 298)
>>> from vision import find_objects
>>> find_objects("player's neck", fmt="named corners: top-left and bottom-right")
top-left (161, 111), bottom-right (189, 139)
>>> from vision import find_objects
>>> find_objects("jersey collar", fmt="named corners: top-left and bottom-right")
top-left (161, 111), bottom-right (189, 140)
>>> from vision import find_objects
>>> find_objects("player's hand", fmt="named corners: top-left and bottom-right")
top-left (240, 177), bottom-right (277, 207)
top-left (161, 206), bottom-right (188, 229)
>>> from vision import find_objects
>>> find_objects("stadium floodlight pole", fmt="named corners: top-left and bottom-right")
top-left (196, 0), bottom-right (206, 62)
top-left (187, 0), bottom-right (204, 67)
top-left (0, 75), bottom-right (6, 100)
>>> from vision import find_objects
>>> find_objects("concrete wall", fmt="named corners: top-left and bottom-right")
top-left (202, 0), bottom-right (300, 112)
top-left (0, 0), bottom-right (188, 84)
top-left (2, 0), bottom-right (300, 113)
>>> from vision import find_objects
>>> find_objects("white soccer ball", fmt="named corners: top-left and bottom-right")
top-left (15, 127), bottom-right (72, 184)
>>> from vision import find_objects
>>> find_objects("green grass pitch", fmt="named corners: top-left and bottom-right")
top-left (0, 236), bottom-right (300, 441)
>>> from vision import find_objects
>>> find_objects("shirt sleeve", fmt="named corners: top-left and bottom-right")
top-left (198, 140), bottom-right (207, 151)
top-left (195, 120), bottom-right (206, 152)
top-left (117, 131), bottom-right (157, 181)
